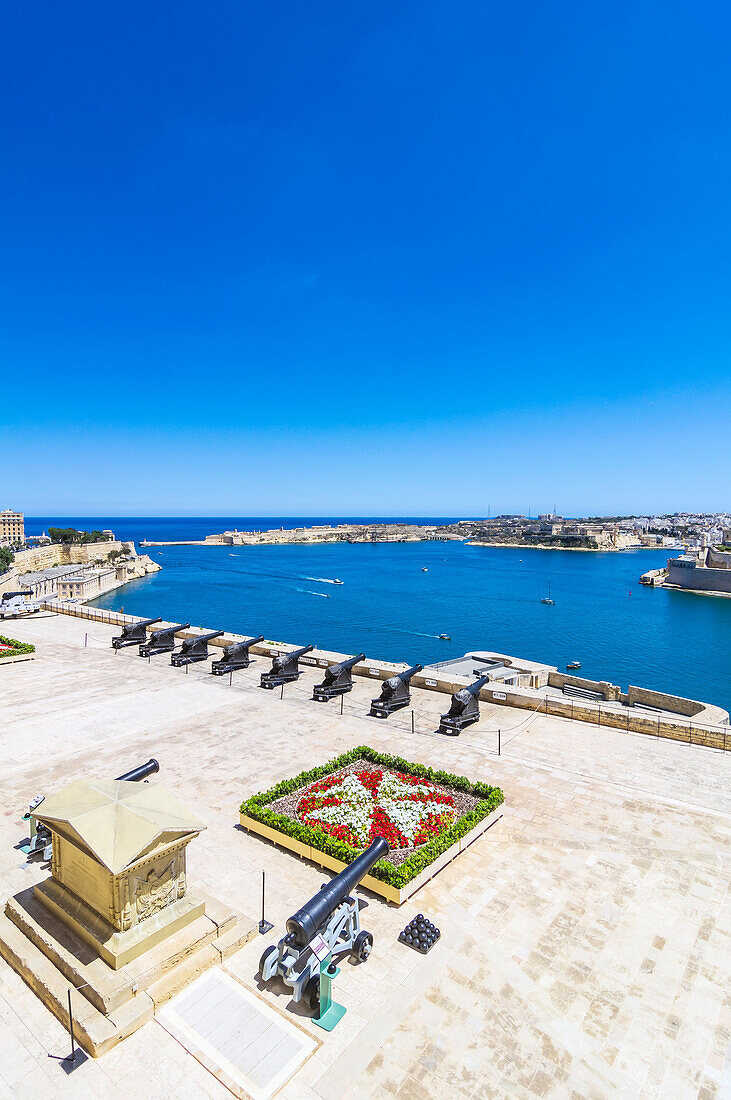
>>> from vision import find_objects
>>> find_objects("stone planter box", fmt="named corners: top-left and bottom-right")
top-left (239, 806), bottom-right (503, 905)
top-left (0, 652), bottom-right (35, 666)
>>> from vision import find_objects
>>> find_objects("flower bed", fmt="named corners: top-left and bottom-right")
top-left (0, 635), bottom-right (35, 660)
top-left (240, 746), bottom-right (504, 894)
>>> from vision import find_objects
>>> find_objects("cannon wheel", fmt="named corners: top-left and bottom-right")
top-left (305, 976), bottom-right (320, 1012)
top-left (352, 930), bottom-right (373, 962)
top-left (259, 945), bottom-right (277, 980)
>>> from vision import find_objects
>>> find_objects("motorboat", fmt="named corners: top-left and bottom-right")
top-left (439, 633), bottom-right (451, 641)
top-left (566, 660), bottom-right (581, 670)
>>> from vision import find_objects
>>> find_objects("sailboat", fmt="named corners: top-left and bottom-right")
top-left (541, 582), bottom-right (555, 605)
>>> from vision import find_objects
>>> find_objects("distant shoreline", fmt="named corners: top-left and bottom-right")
top-left (466, 540), bottom-right (638, 553)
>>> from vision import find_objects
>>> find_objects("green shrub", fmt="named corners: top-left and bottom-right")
top-left (0, 635), bottom-right (36, 658)
top-left (241, 745), bottom-right (504, 887)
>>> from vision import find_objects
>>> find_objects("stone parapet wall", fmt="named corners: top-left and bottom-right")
top-left (41, 602), bottom-right (730, 750)
top-left (548, 672), bottom-right (622, 700)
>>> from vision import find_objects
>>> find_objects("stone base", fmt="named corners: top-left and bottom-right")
top-left (0, 885), bottom-right (256, 1057)
top-left (35, 877), bottom-right (205, 969)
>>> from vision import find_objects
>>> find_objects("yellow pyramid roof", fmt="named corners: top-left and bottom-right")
top-left (35, 778), bottom-right (206, 874)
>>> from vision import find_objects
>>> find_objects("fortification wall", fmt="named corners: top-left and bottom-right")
top-left (12, 540), bottom-right (127, 572)
top-left (667, 561), bottom-right (731, 594)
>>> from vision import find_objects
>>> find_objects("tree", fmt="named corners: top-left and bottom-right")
top-left (0, 547), bottom-right (14, 571)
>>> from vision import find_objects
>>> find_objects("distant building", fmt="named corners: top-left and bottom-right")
top-left (0, 510), bottom-right (24, 546)
top-left (56, 566), bottom-right (117, 601)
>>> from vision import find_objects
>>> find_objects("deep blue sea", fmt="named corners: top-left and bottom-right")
top-left (27, 517), bottom-right (731, 710)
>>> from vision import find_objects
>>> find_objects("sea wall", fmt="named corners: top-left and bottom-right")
top-left (667, 561), bottom-right (731, 594)
top-left (39, 603), bottom-right (730, 750)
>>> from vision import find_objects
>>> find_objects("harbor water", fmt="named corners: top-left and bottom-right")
top-left (27, 517), bottom-right (731, 710)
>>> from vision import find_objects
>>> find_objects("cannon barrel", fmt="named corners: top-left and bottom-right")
top-left (454, 674), bottom-right (490, 702)
top-left (324, 652), bottom-right (366, 680)
top-left (150, 622), bottom-right (190, 641)
top-left (115, 758), bottom-right (160, 782)
top-left (383, 663), bottom-right (423, 695)
top-left (181, 629), bottom-right (224, 648)
top-left (286, 837), bottom-right (389, 948)
top-left (274, 643), bottom-right (313, 668)
top-left (227, 634), bottom-right (264, 655)
top-left (130, 616), bottom-right (162, 630)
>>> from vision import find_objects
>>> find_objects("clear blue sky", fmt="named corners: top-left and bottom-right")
top-left (2, 3), bottom-right (730, 516)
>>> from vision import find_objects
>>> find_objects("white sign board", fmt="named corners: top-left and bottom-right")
top-left (424, 678), bottom-right (437, 687)
top-left (493, 691), bottom-right (506, 701)
top-left (310, 934), bottom-right (330, 963)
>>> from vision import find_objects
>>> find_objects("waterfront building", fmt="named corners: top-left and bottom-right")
top-left (0, 509), bottom-right (24, 546)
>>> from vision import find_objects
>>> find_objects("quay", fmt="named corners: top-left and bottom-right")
top-left (0, 609), bottom-right (729, 1097)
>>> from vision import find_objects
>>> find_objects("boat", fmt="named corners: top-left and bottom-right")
top-left (439, 633), bottom-right (451, 641)
top-left (566, 660), bottom-right (581, 670)
top-left (333, 578), bottom-right (343, 584)
top-left (540, 581), bottom-right (555, 605)
top-left (422, 567), bottom-right (428, 572)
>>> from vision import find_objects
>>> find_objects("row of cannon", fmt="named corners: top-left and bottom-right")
top-left (111, 618), bottom-right (488, 734)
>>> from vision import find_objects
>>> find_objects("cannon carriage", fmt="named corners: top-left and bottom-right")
top-left (312, 653), bottom-right (366, 702)
top-left (439, 675), bottom-right (489, 735)
top-left (111, 617), bottom-right (162, 650)
top-left (139, 623), bottom-right (190, 658)
top-left (370, 663), bottom-right (423, 718)
top-left (170, 630), bottom-right (224, 667)
top-left (260, 644), bottom-right (314, 689)
top-left (211, 635), bottom-right (265, 675)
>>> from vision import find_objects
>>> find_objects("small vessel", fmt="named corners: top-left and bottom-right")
top-left (333, 578), bottom-right (343, 584)
top-left (422, 567), bottom-right (428, 572)
top-left (566, 660), bottom-right (581, 670)
top-left (540, 582), bottom-right (555, 605)
top-left (439, 633), bottom-right (451, 641)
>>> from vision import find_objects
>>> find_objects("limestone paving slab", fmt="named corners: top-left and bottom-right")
top-left (0, 612), bottom-right (728, 1099)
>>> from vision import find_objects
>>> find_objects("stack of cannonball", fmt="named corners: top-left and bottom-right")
top-left (398, 913), bottom-right (440, 954)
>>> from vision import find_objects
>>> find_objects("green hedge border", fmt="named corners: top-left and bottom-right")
top-left (0, 635), bottom-right (35, 659)
top-left (240, 745), bottom-right (504, 889)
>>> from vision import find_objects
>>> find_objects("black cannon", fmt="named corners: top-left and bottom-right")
top-left (211, 635), bottom-right (265, 675)
top-left (260, 644), bottom-right (314, 689)
top-left (170, 630), bottom-right (225, 667)
top-left (259, 837), bottom-right (388, 1009)
top-left (439, 675), bottom-right (490, 735)
top-left (312, 653), bottom-right (366, 703)
top-left (369, 663), bottom-right (423, 718)
top-left (139, 623), bottom-right (190, 658)
top-left (23, 758), bottom-right (161, 860)
top-left (111, 617), bottom-right (162, 650)
top-left (115, 758), bottom-right (159, 782)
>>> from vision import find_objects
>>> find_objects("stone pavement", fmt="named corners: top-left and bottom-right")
top-left (0, 612), bottom-right (728, 1099)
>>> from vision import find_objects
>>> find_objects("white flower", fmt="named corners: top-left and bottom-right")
top-left (297, 770), bottom-right (454, 847)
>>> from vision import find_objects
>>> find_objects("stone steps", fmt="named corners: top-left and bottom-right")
top-left (5, 888), bottom-right (133, 1015)
top-left (0, 913), bottom-right (154, 1058)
